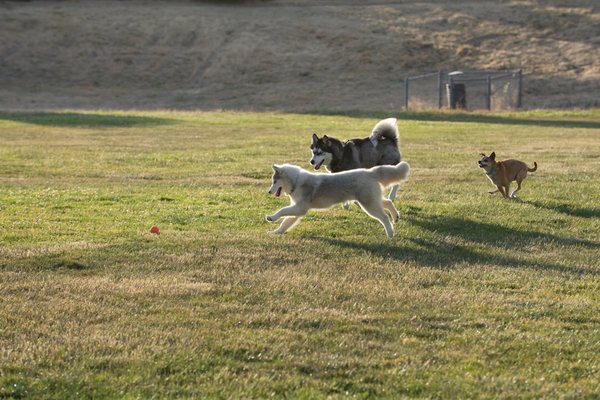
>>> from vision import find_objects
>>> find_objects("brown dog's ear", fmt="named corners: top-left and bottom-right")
top-left (490, 152), bottom-right (496, 160)
top-left (480, 153), bottom-right (486, 157)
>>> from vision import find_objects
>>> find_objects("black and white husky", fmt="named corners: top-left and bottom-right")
top-left (266, 162), bottom-right (410, 237)
top-left (309, 118), bottom-right (402, 203)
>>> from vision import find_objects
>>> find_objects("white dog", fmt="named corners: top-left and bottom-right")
top-left (266, 162), bottom-right (410, 237)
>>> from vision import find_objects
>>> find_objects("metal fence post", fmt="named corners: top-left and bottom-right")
top-left (437, 71), bottom-right (443, 109)
top-left (517, 69), bottom-right (523, 108)
top-left (404, 77), bottom-right (409, 110)
top-left (449, 76), bottom-right (455, 109)
top-left (486, 75), bottom-right (492, 111)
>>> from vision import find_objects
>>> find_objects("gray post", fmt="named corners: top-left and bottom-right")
top-left (517, 69), bottom-right (523, 108)
top-left (404, 77), bottom-right (409, 111)
top-left (437, 71), bottom-right (443, 109)
top-left (486, 75), bottom-right (492, 111)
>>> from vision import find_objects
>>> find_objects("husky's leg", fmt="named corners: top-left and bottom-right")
top-left (272, 217), bottom-right (302, 234)
top-left (266, 204), bottom-right (308, 222)
top-left (358, 199), bottom-right (394, 238)
top-left (382, 198), bottom-right (399, 223)
top-left (388, 185), bottom-right (399, 201)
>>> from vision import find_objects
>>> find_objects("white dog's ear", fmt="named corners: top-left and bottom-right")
top-left (490, 152), bottom-right (496, 160)
top-left (272, 164), bottom-right (281, 172)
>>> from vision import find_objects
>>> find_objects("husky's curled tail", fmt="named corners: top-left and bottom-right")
top-left (369, 118), bottom-right (399, 147)
top-left (370, 161), bottom-right (410, 187)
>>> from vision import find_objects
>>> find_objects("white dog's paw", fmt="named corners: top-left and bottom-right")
top-left (269, 229), bottom-right (284, 235)
top-left (342, 202), bottom-right (350, 210)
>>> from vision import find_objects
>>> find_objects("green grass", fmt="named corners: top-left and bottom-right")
top-left (1, 109), bottom-right (599, 399)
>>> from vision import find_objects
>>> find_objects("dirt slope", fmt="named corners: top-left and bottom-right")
top-left (0, 0), bottom-right (598, 111)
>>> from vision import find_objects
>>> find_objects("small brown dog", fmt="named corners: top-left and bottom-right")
top-left (478, 152), bottom-right (537, 199)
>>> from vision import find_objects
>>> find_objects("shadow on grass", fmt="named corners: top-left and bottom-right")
top-left (0, 241), bottom-right (142, 273)
top-left (317, 214), bottom-right (598, 275)
top-left (323, 237), bottom-right (594, 276)
top-left (305, 110), bottom-right (600, 129)
top-left (524, 200), bottom-right (600, 219)
top-left (409, 215), bottom-right (599, 249)
top-left (0, 111), bottom-right (176, 128)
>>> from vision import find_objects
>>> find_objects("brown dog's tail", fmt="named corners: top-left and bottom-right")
top-left (528, 162), bottom-right (537, 172)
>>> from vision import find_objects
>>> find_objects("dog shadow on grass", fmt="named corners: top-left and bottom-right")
top-left (522, 200), bottom-right (600, 219)
top-left (318, 214), bottom-right (598, 275)
top-left (408, 215), bottom-right (599, 250)
top-left (0, 111), bottom-right (176, 128)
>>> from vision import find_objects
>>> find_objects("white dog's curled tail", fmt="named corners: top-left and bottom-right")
top-left (369, 118), bottom-right (399, 147)
top-left (372, 161), bottom-right (410, 187)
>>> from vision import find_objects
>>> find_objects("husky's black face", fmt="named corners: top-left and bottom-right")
top-left (268, 165), bottom-right (284, 197)
top-left (310, 134), bottom-right (333, 170)
top-left (478, 152), bottom-right (496, 169)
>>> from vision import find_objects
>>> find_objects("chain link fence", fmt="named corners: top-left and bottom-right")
top-left (404, 70), bottom-right (523, 111)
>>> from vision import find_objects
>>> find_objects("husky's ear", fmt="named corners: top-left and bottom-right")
top-left (311, 133), bottom-right (319, 144)
top-left (322, 135), bottom-right (331, 146)
top-left (490, 152), bottom-right (496, 160)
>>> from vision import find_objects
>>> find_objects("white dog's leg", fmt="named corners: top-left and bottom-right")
top-left (358, 200), bottom-right (394, 238)
top-left (382, 199), bottom-right (399, 223)
top-left (266, 204), bottom-right (308, 222)
top-left (342, 201), bottom-right (350, 210)
top-left (388, 185), bottom-right (399, 201)
top-left (272, 217), bottom-right (302, 234)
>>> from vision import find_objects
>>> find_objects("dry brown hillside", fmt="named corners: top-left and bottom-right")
top-left (0, 0), bottom-right (598, 111)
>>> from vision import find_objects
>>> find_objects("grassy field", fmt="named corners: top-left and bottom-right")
top-left (0, 109), bottom-right (599, 398)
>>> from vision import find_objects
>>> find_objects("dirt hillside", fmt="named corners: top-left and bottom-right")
top-left (0, 0), bottom-right (598, 111)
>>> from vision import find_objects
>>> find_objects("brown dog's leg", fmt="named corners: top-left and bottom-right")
top-left (511, 170), bottom-right (527, 198)
top-left (510, 183), bottom-right (521, 198)
top-left (496, 185), bottom-right (509, 198)
top-left (511, 179), bottom-right (523, 198)
top-left (489, 188), bottom-right (500, 195)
